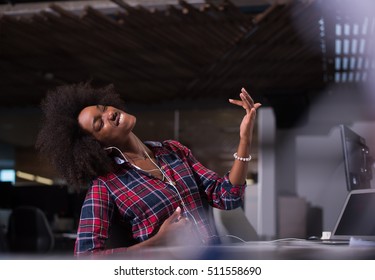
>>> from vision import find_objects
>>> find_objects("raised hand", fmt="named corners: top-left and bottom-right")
top-left (229, 88), bottom-right (261, 143)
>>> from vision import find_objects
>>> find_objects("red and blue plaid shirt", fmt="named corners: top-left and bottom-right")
top-left (74, 140), bottom-right (246, 255)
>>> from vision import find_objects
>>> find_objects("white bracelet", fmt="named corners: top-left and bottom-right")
top-left (233, 152), bottom-right (252, 162)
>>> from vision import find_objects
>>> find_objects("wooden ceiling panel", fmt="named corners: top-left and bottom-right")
top-left (0, 0), bottom-right (352, 127)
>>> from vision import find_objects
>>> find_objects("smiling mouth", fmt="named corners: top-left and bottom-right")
top-left (115, 112), bottom-right (122, 126)
top-left (113, 112), bottom-right (120, 126)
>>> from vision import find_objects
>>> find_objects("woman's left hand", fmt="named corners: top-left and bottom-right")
top-left (229, 88), bottom-right (261, 144)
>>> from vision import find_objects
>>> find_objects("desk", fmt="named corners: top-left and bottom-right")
top-left (2, 240), bottom-right (375, 260)
top-left (92, 240), bottom-right (375, 260)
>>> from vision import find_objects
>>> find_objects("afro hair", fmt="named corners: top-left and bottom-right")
top-left (35, 82), bottom-right (127, 190)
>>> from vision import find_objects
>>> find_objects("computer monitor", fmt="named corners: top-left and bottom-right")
top-left (340, 124), bottom-right (373, 191)
top-left (331, 188), bottom-right (375, 241)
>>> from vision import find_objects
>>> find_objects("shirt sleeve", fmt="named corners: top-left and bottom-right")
top-left (165, 140), bottom-right (247, 210)
top-left (74, 180), bottom-right (127, 256)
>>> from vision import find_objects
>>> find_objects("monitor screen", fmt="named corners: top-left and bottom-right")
top-left (332, 189), bottom-right (375, 240)
top-left (340, 125), bottom-right (372, 191)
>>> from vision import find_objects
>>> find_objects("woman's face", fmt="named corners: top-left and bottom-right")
top-left (78, 105), bottom-right (136, 148)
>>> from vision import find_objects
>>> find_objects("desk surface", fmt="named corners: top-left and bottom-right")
top-left (81, 240), bottom-right (375, 260)
top-left (2, 240), bottom-right (375, 260)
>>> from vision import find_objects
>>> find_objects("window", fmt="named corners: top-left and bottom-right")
top-left (0, 169), bottom-right (15, 184)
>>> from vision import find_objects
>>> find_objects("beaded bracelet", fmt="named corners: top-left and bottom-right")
top-left (233, 152), bottom-right (252, 162)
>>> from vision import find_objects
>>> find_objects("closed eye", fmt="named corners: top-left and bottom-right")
top-left (93, 105), bottom-right (107, 131)
top-left (98, 105), bottom-right (107, 130)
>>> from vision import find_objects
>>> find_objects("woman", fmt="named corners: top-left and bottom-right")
top-left (36, 82), bottom-right (261, 255)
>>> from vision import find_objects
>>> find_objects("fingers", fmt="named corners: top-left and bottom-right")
top-left (229, 87), bottom-right (261, 112)
top-left (166, 206), bottom-right (190, 224)
top-left (166, 206), bottom-right (182, 224)
top-left (240, 93), bottom-right (252, 114)
top-left (156, 207), bottom-right (193, 246)
top-left (240, 88), bottom-right (254, 107)
top-left (228, 98), bottom-right (243, 106)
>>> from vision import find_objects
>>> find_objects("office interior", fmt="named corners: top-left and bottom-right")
top-left (1, 0), bottom-right (375, 257)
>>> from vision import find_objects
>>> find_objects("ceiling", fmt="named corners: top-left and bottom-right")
top-left (1, 0), bottom-right (375, 147)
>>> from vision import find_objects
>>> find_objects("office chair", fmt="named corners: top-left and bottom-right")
top-left (0, 225), bottom-right (8, 252)
top-left (105, 209), bottom-right (137, 249)
top-left (213, 207), bottom-right (259, 243)
top-left (7, 206), bottom-right (55, 253)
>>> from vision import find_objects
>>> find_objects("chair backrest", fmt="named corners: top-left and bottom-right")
top-left (7, 206), bottom-right (54, 253)
top-left (105, 208), bottom-right (137, 249)
top-left (213, 207), bottom-right (259, 243)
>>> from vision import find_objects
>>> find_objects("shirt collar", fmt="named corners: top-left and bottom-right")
top-left (144, 141), bottom-right (162, 148)
top-left (113, 141), bottom-right (162, 165)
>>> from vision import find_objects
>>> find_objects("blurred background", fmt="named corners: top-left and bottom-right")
top-left (1, 0), bottom-right (375, 255)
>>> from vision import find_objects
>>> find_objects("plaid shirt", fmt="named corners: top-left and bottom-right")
top-left (74, 140), bottom-right (246, 255)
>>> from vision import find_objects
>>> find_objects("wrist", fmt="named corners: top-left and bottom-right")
top-left (233, 152), bottom-right (252, 162)
top-left (238, 139), bottom-right (251, 152)
top-left (240, 135), bottom-right (251, 146)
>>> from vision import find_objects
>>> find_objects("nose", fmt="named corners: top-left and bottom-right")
top-left (104, 109), bottom-right (116, 122)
